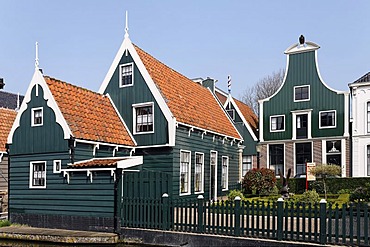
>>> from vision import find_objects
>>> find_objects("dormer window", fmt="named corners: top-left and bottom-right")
top-left (294, 85), bottom-right (310, 102)
top-left (31, 107), bottom-right (43, 126)
top-left (119, 63), bottom-right (133, 87)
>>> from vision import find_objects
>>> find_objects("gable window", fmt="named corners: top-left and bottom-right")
top-left (320, 110), bottom-right (336, 128)
top-left (31, 107), bottom-right (43, 126)
top-left (119, 63), bottom-right (133, 87)
top-left (242, 155), bottom-right (252, 177)
top-left (194, 153), bottom-right (204, 193)
top-left (180, 150), bottom-right (191, 195)
top-left (269, 144), bottom-right (284, 176)
top-left (227, 109), bottom-right (235, 120)
top-left (367, 103), bottom-right (370, 133)
top-left (221, 156), bottom-right (229, 191)
top-left (30, 161), bottom-right (46, 188)
top-left (270, 115), bottom-right (285, 132)
top-left (133, 103), bottom-right (154, 134)
top-left (294, 85), bottom-right (310, 101)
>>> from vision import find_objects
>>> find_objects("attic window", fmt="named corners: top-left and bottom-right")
top-left (133, 102), bottom-right (154, 134)
top-left (294, 85), bottom-right (310, 102)
top-left (227, 109), bottom-right (235, 120)
top-left (31, 107), bottom-right (43, 127)
top-left (119, 63), bottom-right (133, 87)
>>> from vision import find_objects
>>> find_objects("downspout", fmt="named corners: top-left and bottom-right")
top-left (114, 168), bottom-right (122, 234)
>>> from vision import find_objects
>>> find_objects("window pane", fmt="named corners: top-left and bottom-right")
top-left (136, 105), bottom-right (153, 133)
top-left (195, 153), bottom-right (203, 192)
top-left (180, 151), bottom-right (190, 193)
top-left (121, 64), bottom-right (133, 86)
top-left (269, 144), bottom-right (284, 175)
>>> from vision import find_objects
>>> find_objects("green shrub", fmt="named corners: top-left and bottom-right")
top-left (338, 188), bottom-right (353, 194)
top-left (301, 190), bottom-right (320, 204)
top-left (350, 187), bottom-right (370, 203)
top-left (227, 190), bottom-right (245, 201)
top-left (242, 168), bottom-right (277, 195)
top-left (0, 220), bottom-right (10, 227)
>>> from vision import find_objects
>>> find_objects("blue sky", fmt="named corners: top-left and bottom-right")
top-left (1, 1), bottom-right (370, 99)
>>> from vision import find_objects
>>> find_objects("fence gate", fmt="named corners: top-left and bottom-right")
top-left (119, 170), bottom-right (172, 228)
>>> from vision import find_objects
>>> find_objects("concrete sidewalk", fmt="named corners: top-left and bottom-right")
top-left (0, 226), bottom-right (118, 244)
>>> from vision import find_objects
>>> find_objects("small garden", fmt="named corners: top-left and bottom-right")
top-left (228, 164), bottom-right (370, 207)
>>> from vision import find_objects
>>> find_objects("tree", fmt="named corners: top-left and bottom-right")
top-left (311, 164), bottom-right (341, 199)
top-left (241, 69), bottom-right (285, 116)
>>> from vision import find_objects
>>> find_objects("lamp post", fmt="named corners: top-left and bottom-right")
top-left (256, 143), bottom-right (262, 169)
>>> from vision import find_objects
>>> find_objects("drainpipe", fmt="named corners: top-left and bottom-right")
top-left (114, 168), bottom-right (122, 234)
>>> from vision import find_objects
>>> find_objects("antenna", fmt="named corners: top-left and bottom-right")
top-left (124, 11), bottom-right (129, 39)
top-left (35, 42), bottom-right (39, 69)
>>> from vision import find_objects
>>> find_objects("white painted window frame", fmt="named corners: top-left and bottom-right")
top-left (270, 115), bottom-right (285, 132)
top-left (210, 150), bottom-right (218, 201)
top-left (319, 110), bottom-right (336, 129)
top-left (119, 62), bottom-right (134, 88)
top-left (194, 152), bottom-right (204, 194)
top-left (241, 155), bottom-right (252, 178)
top-left (53, 160), bottom-right (62, 173)
top-left (221, 156), bottom-right (229, 191)
top-left (29, 161), bottom-right (47, 189)
top-left (132, 102), bottom-right (154, 135)
top-left (291, 110), bottom-right (312, 140)
top-left (294, 85), bottom-right (310, 102)
top-left (180, 150), bottom-right (191, 196)
top-left (31, 107), bottom-right (43, 127)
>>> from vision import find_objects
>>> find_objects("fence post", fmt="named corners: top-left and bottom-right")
top-left (277, 198), bottom-right (284, 241)
top-left (162, 193), bottom-right (169, 230)
top-left (197, 195), bottom-right (204, 233)
top-left (320, 199), bottom-right (327, 245)
top-left (234, 196), bottom-right (241, 236)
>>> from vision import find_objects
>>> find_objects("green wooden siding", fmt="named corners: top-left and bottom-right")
top-left (103, 51), bottom-right (168, 146)
top-left (173, 127), bottom-right (240, 200)
top-left (235, 122), bottom-right (256, 155)
top-left (11, 85), bottom-right (68, 155)
top-left (263, 51), bottom-right (345, 141)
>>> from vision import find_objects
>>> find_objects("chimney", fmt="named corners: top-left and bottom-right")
top-left (0, 78), bottom-right (4, 89)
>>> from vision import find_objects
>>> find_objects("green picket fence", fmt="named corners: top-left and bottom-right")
top-left (121, 196), bottom-right (370, 246)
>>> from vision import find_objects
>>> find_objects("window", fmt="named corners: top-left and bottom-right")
top-left (367, 146), bottom-right (370, 176)
top-left (296, 114), bottom-right (308, 139)
top-left (294, 85), bottom-right (310, 101)
top-left (31, 107), bottom-right (43, 126)
top-left (269, 144), bottom-right (284, 175)
top-left (53, 160), bottom-right (61, 173)
top-left (295, 143), bottom-right (312, 175)
top-left (326, 140), bottom-right (341, 167)
top-left (119, 63), bottom-right (133, 87)
top-left (270, 115), bottom-right (285, 132)
top-left (194, 153), bottom-right (204, 193)
top-left (367, 103), bottom-right (370, 133)
top-left (242, 155), bottom-right (252, 177)
top-left (226, 109), bottom-right (235, 120)
top-left (30, 161), bottom-right (46, 188)
top-left (180, 150), bottom-right (191, 195)
top-left (320, 110), bottom-right (336, 128)
top-left (221, 156), bottom-right (229, 190)
top-left (133, 103), bottom-right (154, 134)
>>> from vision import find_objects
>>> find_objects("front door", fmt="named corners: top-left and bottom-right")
top-left (210, 151), bottom-right (217, 201)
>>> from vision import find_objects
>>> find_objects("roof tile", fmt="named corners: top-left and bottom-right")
top-left (0, 108), bottom-right (17, 152)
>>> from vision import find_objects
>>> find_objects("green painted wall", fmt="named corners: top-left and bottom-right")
top-left (172, 127), bottom-right (240, 200)
top-left (103, 51), bottom-right (168, 146)
top-left (235, 123), bottom-right (256, 155)
top-left (263, 51), bottom-right (345, 141)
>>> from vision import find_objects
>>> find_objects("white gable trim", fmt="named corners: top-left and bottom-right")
top-left (223, 95), bottom-right (258, 141)
top-left (7, 69), bottom-right (72, 144)
top-left (98, 37), bottom-right (175, 146)
top-left (106, 93), bottom-right (137, 146)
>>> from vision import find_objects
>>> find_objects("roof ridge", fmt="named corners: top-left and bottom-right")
top-left (352, 72), bottom-right (370, 84)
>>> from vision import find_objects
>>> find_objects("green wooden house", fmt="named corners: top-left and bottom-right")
top-left (258, 36), bottom-right (350, 177)
top-left (7, 65), bottom-right (142, 231)
top-left (98, 30), bottom-right (243, 202)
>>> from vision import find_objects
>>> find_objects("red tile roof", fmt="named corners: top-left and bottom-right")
top-left (44, 76), bottom-right (135, 146)
top-left (0, 108), bottom-right (17, 152)
top-left (215, 91), bottom-right (227, 105)
top-left (70, 158), bottom-right (124, 168)
top-left (134, 45), bottom-right (241, 140)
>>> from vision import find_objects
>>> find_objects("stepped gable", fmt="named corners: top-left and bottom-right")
top-left (133, 44), bottom-right (242, 140)
top-left (44, 76), bottom-right (135, 146)
top-left (0, 108), bottom-right (17, 152)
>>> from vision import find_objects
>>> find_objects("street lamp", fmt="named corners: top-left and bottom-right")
top-left (256, 143), bottom-right (262, 169)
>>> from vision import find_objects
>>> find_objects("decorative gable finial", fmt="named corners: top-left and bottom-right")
top-left (125, 11), bottom-right (129, 39)
top-left (227, 75), bottom-right (231, 94)
top-left (35, 41), bottom-right (39, 69)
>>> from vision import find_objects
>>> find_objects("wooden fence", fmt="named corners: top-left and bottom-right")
top-left (121, 196), bottom-right (370, 246)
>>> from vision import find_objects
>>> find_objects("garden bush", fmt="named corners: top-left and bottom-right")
top-left (227, 189), bottom-right (245, 201)
top-left (350, 187), bottom-right (370, 203)
top-left (301, 190), bottom-right (320, 204)
top-left (242, 168), bottom-right (276, 195)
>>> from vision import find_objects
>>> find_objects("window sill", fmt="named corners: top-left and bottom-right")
top-left (180, 192), bottom-right (191, 196)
